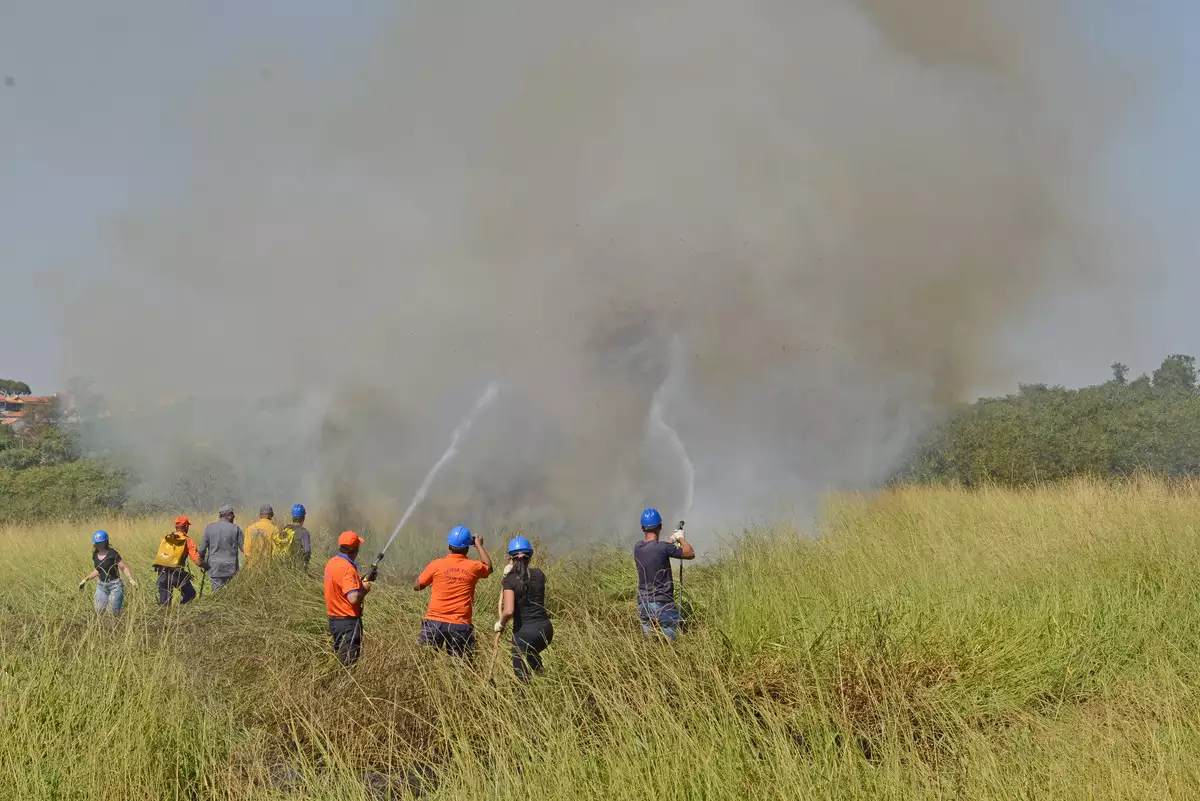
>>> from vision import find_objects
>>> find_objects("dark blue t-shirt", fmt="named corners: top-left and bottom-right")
top-left (634, 539), bottom-right (683, 607)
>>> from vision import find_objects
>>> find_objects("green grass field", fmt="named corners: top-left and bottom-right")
top-left (4, 479), bottom-right (1200, 799)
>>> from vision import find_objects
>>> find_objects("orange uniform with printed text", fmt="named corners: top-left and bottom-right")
top-left (415, 553), bottom-right (492, 625)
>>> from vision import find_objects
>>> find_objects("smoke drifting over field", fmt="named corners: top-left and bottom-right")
top-left (56, 1), bottom-right (1136, 541)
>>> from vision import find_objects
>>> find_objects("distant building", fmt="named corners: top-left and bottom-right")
top-left (0, 394), bottom-right (55, 431)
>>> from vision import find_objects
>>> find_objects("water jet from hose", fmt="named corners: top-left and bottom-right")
top-left (365, 382), bottom-right (500, 579)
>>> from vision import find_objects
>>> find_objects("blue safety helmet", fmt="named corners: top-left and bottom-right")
top-left (640, 508), bottom-right (663, 529)
top-left (290, 504), bottom-right (306, 520)
top-left (507, 536), bottom-right (533, 557)
top-left (92, 530), bottom-right (109, 544)
top-left (447, 525), bottom-right (474, 550)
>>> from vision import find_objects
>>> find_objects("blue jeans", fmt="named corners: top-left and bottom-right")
top-left (94, 579), bottom-right (125, 615)
top-left (638, 602), bottom-right (681, 641)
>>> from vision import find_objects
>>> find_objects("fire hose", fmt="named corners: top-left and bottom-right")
top-left (675, 520), bottom-right (685, 615)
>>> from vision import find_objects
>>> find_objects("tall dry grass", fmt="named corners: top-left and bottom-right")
top-left (4, 480), bottom-right (1200, 799)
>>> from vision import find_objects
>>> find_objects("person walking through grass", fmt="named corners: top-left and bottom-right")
top-left (274, 503), bottom-right (312, 571)
top-left (414, 526), bottom-right (493, 658)
top-left (323, 530), bottom-right (372, 666)
top-left (634, 508), bottom-right (694, 642)
top-left (78, 530), bottom-right (137, 616)
top-left (200, 505), bottom-right (244, 592)
top-left (243, 504), bottom-right (279, 570)
top-left (493, 536), bottom-right (553, 681)
top-left (153, 516), bottom-right (205, 607)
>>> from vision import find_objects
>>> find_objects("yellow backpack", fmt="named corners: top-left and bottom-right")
top-left (153, 534), bottom-right (187, 568)
top-left (273, 525), bottom-right (297, 557)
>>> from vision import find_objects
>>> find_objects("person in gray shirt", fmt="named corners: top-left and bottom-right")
top-left (200, 505), bottom-right (245, 591)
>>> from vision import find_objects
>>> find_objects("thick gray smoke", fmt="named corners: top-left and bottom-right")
top-left (53, 1), bottom-right (1138, 544)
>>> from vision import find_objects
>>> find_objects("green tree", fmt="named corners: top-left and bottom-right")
top-left (896, 354), bottom-right (1200, 486)
top-left (0, 459), bottom-right (127, 522)
top-left (0, 379), bottom-right (32, 396)
top-left (8, 397), bottom-right (76, 467)
top-left (1152, 354), bottom-right (1196, 392)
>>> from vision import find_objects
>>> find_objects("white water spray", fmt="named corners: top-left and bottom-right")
top-left (648, 337), bottom-right (694, 521)
top-left (375, 382), bottom-right (501, 561)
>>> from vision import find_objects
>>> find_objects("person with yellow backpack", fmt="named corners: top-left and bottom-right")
top-left (243, 505), bottom-right (279, 569)
top-left (273, 504), bottom-right (312, 571)
top-left (153, 516), bottom-right (205, 607)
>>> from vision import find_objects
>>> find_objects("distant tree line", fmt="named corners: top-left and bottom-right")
top-left (0, 379), bottom-right (126, 522)
top-left (894, 354), bottom-right (1200, 486)
top-left (5, 355), bottom-right (1200, 522)
top-left (0, 378), bottom-right (32, 396)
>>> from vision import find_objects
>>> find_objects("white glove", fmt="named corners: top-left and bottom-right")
top-left (669, 530), bottom-right (685, 544)
top-left (493, 620), bottom-right (504, 633)
top-left (78, 579), bottom-right (87, 591)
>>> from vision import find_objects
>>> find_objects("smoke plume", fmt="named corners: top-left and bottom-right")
top-left (53, 1), bottom-right (1139, 545)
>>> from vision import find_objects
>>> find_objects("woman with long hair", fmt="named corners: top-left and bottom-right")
top-left (494, 536), bottom-right (552, 681)
top-left (78, 530), bottom-right (137, 616)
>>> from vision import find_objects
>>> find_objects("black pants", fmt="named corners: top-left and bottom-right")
top-left (512, 620), bottom-right (554, 681)
top-left (418, 619), bottom-right (476, 657)
top-left (329, 616), bottom-right (363, 666)
top-left (156, 567), bottom-right (196, 606)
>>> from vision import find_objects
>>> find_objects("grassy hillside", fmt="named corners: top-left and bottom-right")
top-left (4, 481), bottom-right (1200, 799)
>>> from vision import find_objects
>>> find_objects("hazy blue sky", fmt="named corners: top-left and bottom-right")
top-left (2, 1), bottom-right (1198, 395)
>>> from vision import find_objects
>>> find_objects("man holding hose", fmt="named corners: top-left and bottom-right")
top-left (634, 508), bottom-right (694, 641)
top-left (323, 530), bottom-right (372, 666)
